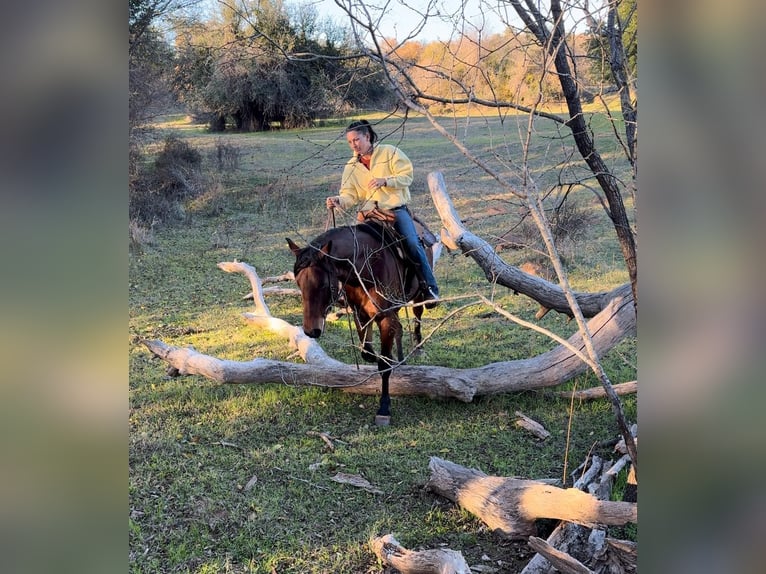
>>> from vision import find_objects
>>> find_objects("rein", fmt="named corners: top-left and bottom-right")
top-left (325, 205), bottom-right (336, 231)
top-left (318, 213), bottom-right (362, 369)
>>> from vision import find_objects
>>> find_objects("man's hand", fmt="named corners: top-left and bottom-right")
top-left (326, 196), bottom-right (341, 209)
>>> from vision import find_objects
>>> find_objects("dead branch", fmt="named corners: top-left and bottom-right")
top-left (556, 381), bottom-right (637, 400)
top-left (527, 536), bottom-right (594, 574)
top-left (144, 260), bottom-right (635, 396)
top-left (429, 171), bottom-right (630, 318)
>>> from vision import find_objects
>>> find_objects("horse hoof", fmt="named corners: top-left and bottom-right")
top-left (374, 415), bottom-right (391, 427)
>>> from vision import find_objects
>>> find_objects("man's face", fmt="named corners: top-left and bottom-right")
top-left (346, 129), bottom-right (371, 156)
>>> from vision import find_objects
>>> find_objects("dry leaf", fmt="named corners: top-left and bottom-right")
top-left (243, 475), bottom-right (258, 491)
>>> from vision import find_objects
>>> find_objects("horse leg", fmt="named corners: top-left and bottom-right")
top-left (411, 304), bottom-right (424, 356)
top-left (374, 363), bottom-right (392, 426)
top-left (374, 315), bottom-right (399, 426)
top-left (354, 307), bottom-right (377, 363)
top-left (395, 312), bottom-right (405, 363)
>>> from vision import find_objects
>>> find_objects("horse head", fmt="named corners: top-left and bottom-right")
top-left (287, 237), bottom-right (338, 338)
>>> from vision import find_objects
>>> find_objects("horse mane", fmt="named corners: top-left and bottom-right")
top-left (308, 225), bottom-right (383, 251)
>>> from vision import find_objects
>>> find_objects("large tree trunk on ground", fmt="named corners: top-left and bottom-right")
top-left (425, 457), bottom-right (637, 538)
top-left (143, 259), bottom-right (635, 395)
top-left (369, 534), bottom-right (471, 574)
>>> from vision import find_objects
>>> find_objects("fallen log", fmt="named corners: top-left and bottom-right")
top-left (144, 260), bottom-right (635, 397)
top-left (370, 534), bottom-right (470, 574)
top-left (426, 457), bottom-right (637, 538)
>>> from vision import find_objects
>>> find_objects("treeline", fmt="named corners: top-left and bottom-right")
top-left (130, 0), bottom-right (636, 133)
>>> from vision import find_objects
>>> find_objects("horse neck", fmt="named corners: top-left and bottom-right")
top-left (319, 227), bottom-right (383, 284)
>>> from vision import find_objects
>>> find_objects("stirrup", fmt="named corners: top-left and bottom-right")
top-left (423, 285), bottom-right (440, 309)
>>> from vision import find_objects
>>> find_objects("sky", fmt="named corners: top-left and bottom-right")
top-left (311, 0), bottom-right (504, 42)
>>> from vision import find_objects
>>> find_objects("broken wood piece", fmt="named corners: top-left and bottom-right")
top-left (527, 536), bottom-right (594, 574)
top-left (515, 411), bottom-right (551, 439)
top-left (623, 464), bottom-right (637, 503)
top-left (556, 381), bottom-right (637, 400)
top-left (573, 455), bottom-right (603, 491)
top-left (614, 423), bottom-right (638, 454)
top-left (535, 306), bottom-right (551, 320)
top-left (370, 533), bottom-right (471, 574)
top-left (520, 522), bottom-right (583, 574)
top-left (603, 538), bottom-right (637, 570)
top-left (605, 454), bottom-right (631, 478)
top-left (426, 457), bottom-right (637, 538)
top-left (262, 272), bottom-right (295, 283)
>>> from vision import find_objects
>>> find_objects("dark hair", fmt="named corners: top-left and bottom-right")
top-left (346, 119), bottom-right (378, 144)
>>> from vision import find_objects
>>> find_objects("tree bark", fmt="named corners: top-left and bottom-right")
top-left (425, 457), bottom-right (637, 538)
top-left (369, 534), bottom-right (471, 574)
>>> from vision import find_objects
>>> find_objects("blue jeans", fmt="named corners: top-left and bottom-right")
top-left (392, 206), bottom-right (438, 293)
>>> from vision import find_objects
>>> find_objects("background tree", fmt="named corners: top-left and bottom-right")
top-left (130, 0), bottom-right (202, 131)
top-left (171, 0), bottom-right (393, 131)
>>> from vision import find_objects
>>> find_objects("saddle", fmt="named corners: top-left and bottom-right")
top-left (356, 206), bottom-right (437, 263)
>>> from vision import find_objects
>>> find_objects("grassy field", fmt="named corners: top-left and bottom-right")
top-left (129, 112), bottom-right (636, 573)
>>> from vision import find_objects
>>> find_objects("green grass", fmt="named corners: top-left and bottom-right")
top-left (130, 113), bottom-right (636, 572)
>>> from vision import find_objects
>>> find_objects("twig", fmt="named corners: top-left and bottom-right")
top-left (273, 466), bottom-right (330, 491)
top-left (306, 430), bottom-right (335, 451)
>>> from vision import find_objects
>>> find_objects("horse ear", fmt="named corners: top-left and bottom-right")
top-left (318, 241), bottom-right (332, 259)
top-left (286, 237), bottom-right (301, 255)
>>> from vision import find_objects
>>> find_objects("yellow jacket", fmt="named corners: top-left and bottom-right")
top-left (338, 144), bottom-right (413, 211)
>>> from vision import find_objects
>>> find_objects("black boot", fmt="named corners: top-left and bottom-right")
top-left (421, 283), bottom-right (440, 309)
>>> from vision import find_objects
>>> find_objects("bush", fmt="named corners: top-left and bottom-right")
top-left (152, 137), bottom-right (203, 201)
top-left (129, 137), bottom-right (205, 225)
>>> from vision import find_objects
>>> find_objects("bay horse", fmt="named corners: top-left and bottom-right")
top-left (286, 221), bottom-right (436, 426)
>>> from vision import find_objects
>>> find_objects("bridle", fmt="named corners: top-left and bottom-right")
top-left (294, 251), bottom-right (342, 314)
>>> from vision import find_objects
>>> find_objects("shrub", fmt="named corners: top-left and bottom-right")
top-left (152, 136), bottom-right (203, 201)
top-left (129, 137), bottom-right (205, 225)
